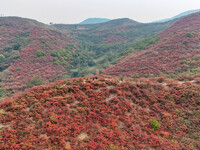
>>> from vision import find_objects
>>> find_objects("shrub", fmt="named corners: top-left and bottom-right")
top-left (99, 70), bottom-right (104, 74)
top-left (194, 110), bottom-right (200, 116)
top-left (149, 118), bottom-right (161, 131)
top-left (36, 50), bottom-right (45, 57)
top-left (16, 67), bottom-right (21, 71)
top-left (157, 77), bottom-right (165, 83)
top-left (0, 54), bottom-right (5, 63)
top-left (186, 32), bottom-right (193, 37)
top-left (132, 74), bottom-right (140, 78)
top-left (130, 35), bottom-right (160, 50)
top-left (183, 40), bottom-right (188, 44)
top-left (26, 76), bottom-right (45, 88)
top-left (0, 88), bottom-right (6, 98)
top-left (109, 144), bottom-right (119, 150)
top-left (13, 43), bottom-right (21, 50)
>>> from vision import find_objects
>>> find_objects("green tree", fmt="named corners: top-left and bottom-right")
top-left (36, 50), bottom-right (45, 57)
top-left (0, 88), bottom-right (6, 98)
top-left (26, 76), bottom-right (45, 88)
top-left (0, 54), bottom-right (5, 63)
top-left (149, 118), bottom-right (161, 131)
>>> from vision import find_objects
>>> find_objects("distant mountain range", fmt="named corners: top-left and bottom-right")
top-left (153, 9), bottom-right (200, 23)
top-left (79, 9), bottom-right (200, 25)
top-left (79, 18), bottom-right (111, 24)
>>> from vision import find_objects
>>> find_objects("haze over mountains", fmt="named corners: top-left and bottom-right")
top-left (79, 18), bottom-right (111, 24)
top-left (78, 9), bottom-right (200, 24)
top-left (0, 9), bottom-right (200, 150)
top-left (153, 8), bottom-right (200, 23)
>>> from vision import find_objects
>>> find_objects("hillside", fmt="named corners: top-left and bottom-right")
top-left (0, 17), bottom-right (75, 96)
top-left (0, 16), bottom-right (174, 98)
top-left (79, 18), bottom-right (110, 24)
top-left (153, 9), bottom-right (200, 23)
top-left (53, 18), bottom-right (174, 77)
top-left (54, 18), bottom-right (172, 44)
top-left (105, 12), bottom-right (200, 78)
top-left (0, 75), bottom-right (200, 149)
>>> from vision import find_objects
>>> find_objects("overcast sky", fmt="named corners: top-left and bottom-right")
top-left (0, 0), bottom-right (200, 24)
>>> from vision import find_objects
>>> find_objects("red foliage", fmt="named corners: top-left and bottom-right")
top-left (0, 75), bottom-right (199, 149)
top-left (105, 12), bottom-right (200, 77)
top-left (0, 17), bottom-right (75, 94)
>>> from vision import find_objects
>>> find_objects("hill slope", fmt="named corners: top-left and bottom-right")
top-left (105, 12), bottom-right (200, 77)
top-left (53, 18), bottom-right (174, 77)
top-left (0, 17), bottom-right (75, 95)
top-left (79, 18), bottom-right (110, 24)
top-left (0, 75), bottom-right (200, 149)
top-left (54, 18), bottom-right (172, 44)
top-left (153, 9), bottom-right (200, 23)
top-left (0, 16), bottom-right (173, 97)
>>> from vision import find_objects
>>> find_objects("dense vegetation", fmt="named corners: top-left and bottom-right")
top-left (0, 10), bottom-right (200, 150)
top-left (0, 17), bottom-right (74, 96)
top-left (105, 12), bottom-right (200, 78)
top-left (53, 18), bottom-right (173, 78)
top-left (0, 75), bottom-right (200, 149)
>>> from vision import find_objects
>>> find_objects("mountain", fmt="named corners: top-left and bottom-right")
top-left (0, 17), bottom-right (76, 96)
top-left (0, 12), bottom-right (198, 98)
top-left (0, 16), bottom-right (173, 98)
top-left (1, 10), bottom-right (200, 150)
top-left (153, 9), bottom-right (200, 23)
top-left (105, 12), bottom-right (200, 78)
top-left (53, 18), bottom-right (174, 77)
top-left (79, 18), bottom-right (110, 24)
top-left (0, 75), bottom-right (200, 149)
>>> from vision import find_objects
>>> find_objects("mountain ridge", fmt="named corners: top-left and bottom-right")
top-left (105, 12), bottom-right (200, 77)
top-left (79, 18), bottom-right (111, 24)
top-left (153, 9), bottom-right (200, 23)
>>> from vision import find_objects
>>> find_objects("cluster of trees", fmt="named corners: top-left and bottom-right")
top-left (69, 34), bottom-right (160, 78)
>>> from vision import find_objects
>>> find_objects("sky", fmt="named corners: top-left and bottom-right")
top-left (0, 0), bottom-right (200, 24)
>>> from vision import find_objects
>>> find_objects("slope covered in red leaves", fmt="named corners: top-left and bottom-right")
top-left (0, 75), bottom-right (200, 149)
top-left (0, 17), bottom-right (75, 94)
top-left (105, 12), bottom-right (200, 77)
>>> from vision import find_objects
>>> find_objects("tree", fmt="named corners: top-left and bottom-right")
top-left (26, 76), bottom-right (45, 88)
top-left (0, 54), bottom-right (5, 63)
top-left (36, 50), bottom-right (45, 57)
top-left (0, 88), bottom-right (6, 98)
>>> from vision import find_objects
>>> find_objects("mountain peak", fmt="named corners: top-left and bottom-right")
top-left (153, 8), bottom-right (200, 23)
top-left (79, 18), bottom-right (110, 24)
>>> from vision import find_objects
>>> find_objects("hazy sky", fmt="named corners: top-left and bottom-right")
top-left (1, 0), bottom-right (200, 24)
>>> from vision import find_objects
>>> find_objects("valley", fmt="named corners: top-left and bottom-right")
top-left (0, 10), bottom-right (200, 150)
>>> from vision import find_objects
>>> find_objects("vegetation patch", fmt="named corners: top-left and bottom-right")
top-left (149, 118), bottom-right (161, 131)
top-left (35, 50), bottom-right (45, 57)
top-left (0, 88), bottom-right (6, 98)
top-left (129, 35), bottom-right (160, 50)
top-left (26, 76), bottom-right (45, 88)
